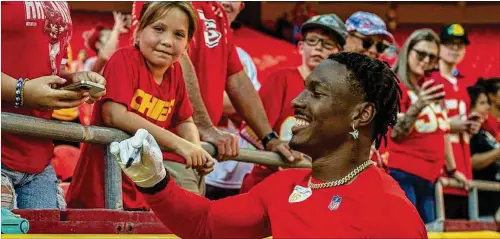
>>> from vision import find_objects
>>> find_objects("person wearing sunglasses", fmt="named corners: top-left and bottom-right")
top-left (239, 14), bottom-right (347, 193)
top-left (344, 11), bottom-right (394, 60)
top-left (387, 29), bottom-right (469, 224)
top-left (433, 24), bottom-right (479, 220)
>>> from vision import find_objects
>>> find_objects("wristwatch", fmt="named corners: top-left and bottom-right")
top-left (262, 131), bottom-right (279, 149)
top-left (446, 168), bottom-right (457, 177)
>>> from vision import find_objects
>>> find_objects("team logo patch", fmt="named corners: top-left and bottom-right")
top-left (328, 195), bottom-right (342, 210)
top-left (288, 185), bottom-right (312, 203)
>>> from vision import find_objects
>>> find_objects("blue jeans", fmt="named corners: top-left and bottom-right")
top-left (389, 169), bottom-right (436, 223)
top-left (1, 164), bottom-right (66, 209)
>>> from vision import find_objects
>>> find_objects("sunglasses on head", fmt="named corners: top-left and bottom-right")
top-left (412, 49), bottom-right (439, 63)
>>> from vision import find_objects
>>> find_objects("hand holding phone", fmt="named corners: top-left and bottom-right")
top-left (60, 80), bottom-right (106, 95)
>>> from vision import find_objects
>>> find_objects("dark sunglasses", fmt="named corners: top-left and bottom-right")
top-left (352, 34), bottom-right (389, 53)
top-left (304, 37), bottom-right (339, 51)
top-left (412, 49), bottom-right (439, 63)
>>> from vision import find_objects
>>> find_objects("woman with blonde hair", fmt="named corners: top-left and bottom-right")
top-left (67, 2), bottom-right (214, 210)
top-left (387, 29), bottom-right (468, 223)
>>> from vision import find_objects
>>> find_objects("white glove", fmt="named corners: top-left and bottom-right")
top-left (110, 129), bottom-right (166, 188)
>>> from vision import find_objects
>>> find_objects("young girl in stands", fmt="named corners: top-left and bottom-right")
top-left (66, 2), bottom-right (213, 210)
top-left (387, 29), bottom-right (468, 223)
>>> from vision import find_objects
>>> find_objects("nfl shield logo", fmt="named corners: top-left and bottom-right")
top-left (328, 195), bottom-right (342, 211)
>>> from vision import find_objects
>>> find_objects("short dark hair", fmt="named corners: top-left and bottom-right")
top-left (467, 85), bottom-right (489, 108)
top-left (476, 77), bottom-right (500, 95)
top-left (328, 52), bottom-right (402, 149)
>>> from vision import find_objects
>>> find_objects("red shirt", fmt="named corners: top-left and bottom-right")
top-left (434, 73), bottom-right (472, 196)
top-left (387, 82), bottom-right (450, 182)
top-left (483, 113), bottom-right (500, 141)
top-left (66, 46), bottom-right (193, 210)
top-left (146, 166), bottom-right (427, 238)
top-left (240, 68), bottom-right (304, 193)
top-left (189, 1), bottom-right (244, 125)
top-left (1, 1), bottom-right (73, 173)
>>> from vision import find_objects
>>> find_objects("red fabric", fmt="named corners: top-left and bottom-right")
top-left (51, 145), bottom-right (80, 182)
top-left (188, 1), bottom-right (244, 125)
top-left (66, 46), bottom-right (193, 210)
top-left (146, 167), bottom-right (427, 238)
top-left (240, 68), bottom-right (304, 192)
top-left (1, 1), bottom-right (72, 174)
top-left (432, 73), bottom-right (473, 196)
top-left (387, 82), bottom-right (449, 182)
top-left (483, 113), bottom-right (500, 141)
top-left (232, 26), bottom-right (302, 85)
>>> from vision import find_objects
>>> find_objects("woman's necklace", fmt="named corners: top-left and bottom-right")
top-left (308, 160), bottom-right (373, 189)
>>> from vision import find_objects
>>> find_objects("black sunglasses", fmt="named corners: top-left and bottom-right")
top-left (412, 49), bottom-right (439, 63)
top-left (352, 34), bottom-right (389, 53)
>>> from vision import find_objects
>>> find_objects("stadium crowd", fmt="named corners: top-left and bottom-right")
top-left (1, 1), bottom-right (499, 237)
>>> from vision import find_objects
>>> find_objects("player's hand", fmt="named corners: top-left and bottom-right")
top-left (416, 80), bottom-right (445, 108)
top-left (23, 76), bottom-right (89, 111)
top-left (110, 129), bottom-right (167, 188)
top-left (266, 138), bottom-right (305, 164)
top-left (67, 71), bottom-right (107, 104)
top-left (175, 139), bottom-right (214, 168)
top-left (200, 126), bottom-right (239, 161)
top-left (451, 170), bottom-right (470, 191)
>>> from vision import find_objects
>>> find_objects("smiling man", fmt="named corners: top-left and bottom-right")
top-left (239, 14), bottom-right (348, 193)
top-left (113, 52), bottom-right (427, 239)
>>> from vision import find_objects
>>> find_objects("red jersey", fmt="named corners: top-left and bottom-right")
top-left (483, 113), bottom-right (500, 141)
top-left (433, 73), bottom-right (472, 196)
top-left (146, 166), bottom-right (427, 238)
top-left (240, 68), bottom-right (304, 193)
top-left (66, 46), bottom-right (193, 210)
top-left (189, 1), bottom-right (244, 125)
top-left (387, 82), bottom-right (450, 182)
top-left (1, 1), bottom-right (72, 174)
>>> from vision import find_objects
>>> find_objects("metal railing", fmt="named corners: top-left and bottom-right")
top-left (2, 112), bottom-right (500, 225)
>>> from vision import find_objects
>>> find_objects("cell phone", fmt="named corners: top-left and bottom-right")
top-left (61, 80), bottom-right (105, 95)
top-left (468, 114), bottom-right (481, 122)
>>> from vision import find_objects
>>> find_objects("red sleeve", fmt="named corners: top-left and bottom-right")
top-left (259, 71), bottom-right (287, 128)
top-left (398, 85), bottom-right (411, 114)
top-left (101, 50), bottom-right (136, 107)
top-left (171, 63), bottom-right (193, 124)
top-left (226, 27), bottom-right (244, 77)
top-left (145, 179), bottom-right (271, 239)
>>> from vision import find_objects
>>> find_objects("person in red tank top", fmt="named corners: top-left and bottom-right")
top-left (66, 2), bottom-right (214, 210)
top-left (387, 29), bottom-right (468, 223)
top-left (436, 24), bottom-right (480, 219)
top-left (113, 52), bottom-right (427, 239)
top-left (1, 1), bottom-right (106, 209)
top-left (239, 14), bottom-right (347, 193)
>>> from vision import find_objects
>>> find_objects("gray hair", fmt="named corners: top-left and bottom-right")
top-left (392, 29), bottom-right (440, 91)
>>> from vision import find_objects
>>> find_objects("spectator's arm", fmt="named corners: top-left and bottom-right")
top-left (177, 54), bottom-right (216, 133)
top-left (102, 101), bottom-right (189, 153)
top-left (175, 117), bottom-right (201, 146)
top-left (1, 72), bottom-right (18, 102)
top-left (390, 101), bottom-right (425, 142)
top-left (471, 148), bottom-right (500, 170)
top-left (223, 91), bottom-right (236, 116)
top-left (226, 71), bottom-right (273, 138)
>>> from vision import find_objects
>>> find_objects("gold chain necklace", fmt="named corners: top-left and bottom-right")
top-left (308, 160), bottom-right (373, 190)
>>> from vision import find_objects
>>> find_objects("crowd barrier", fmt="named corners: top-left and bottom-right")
top-left (2, 112), bottom-right (499, 232)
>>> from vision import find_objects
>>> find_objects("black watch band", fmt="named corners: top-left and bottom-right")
top-left (446, 168), bottom-right (457, 177)
top-left (136, 174), bottom-right (170, 195)
top-left (262, 131), bottom-right (279, 149)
